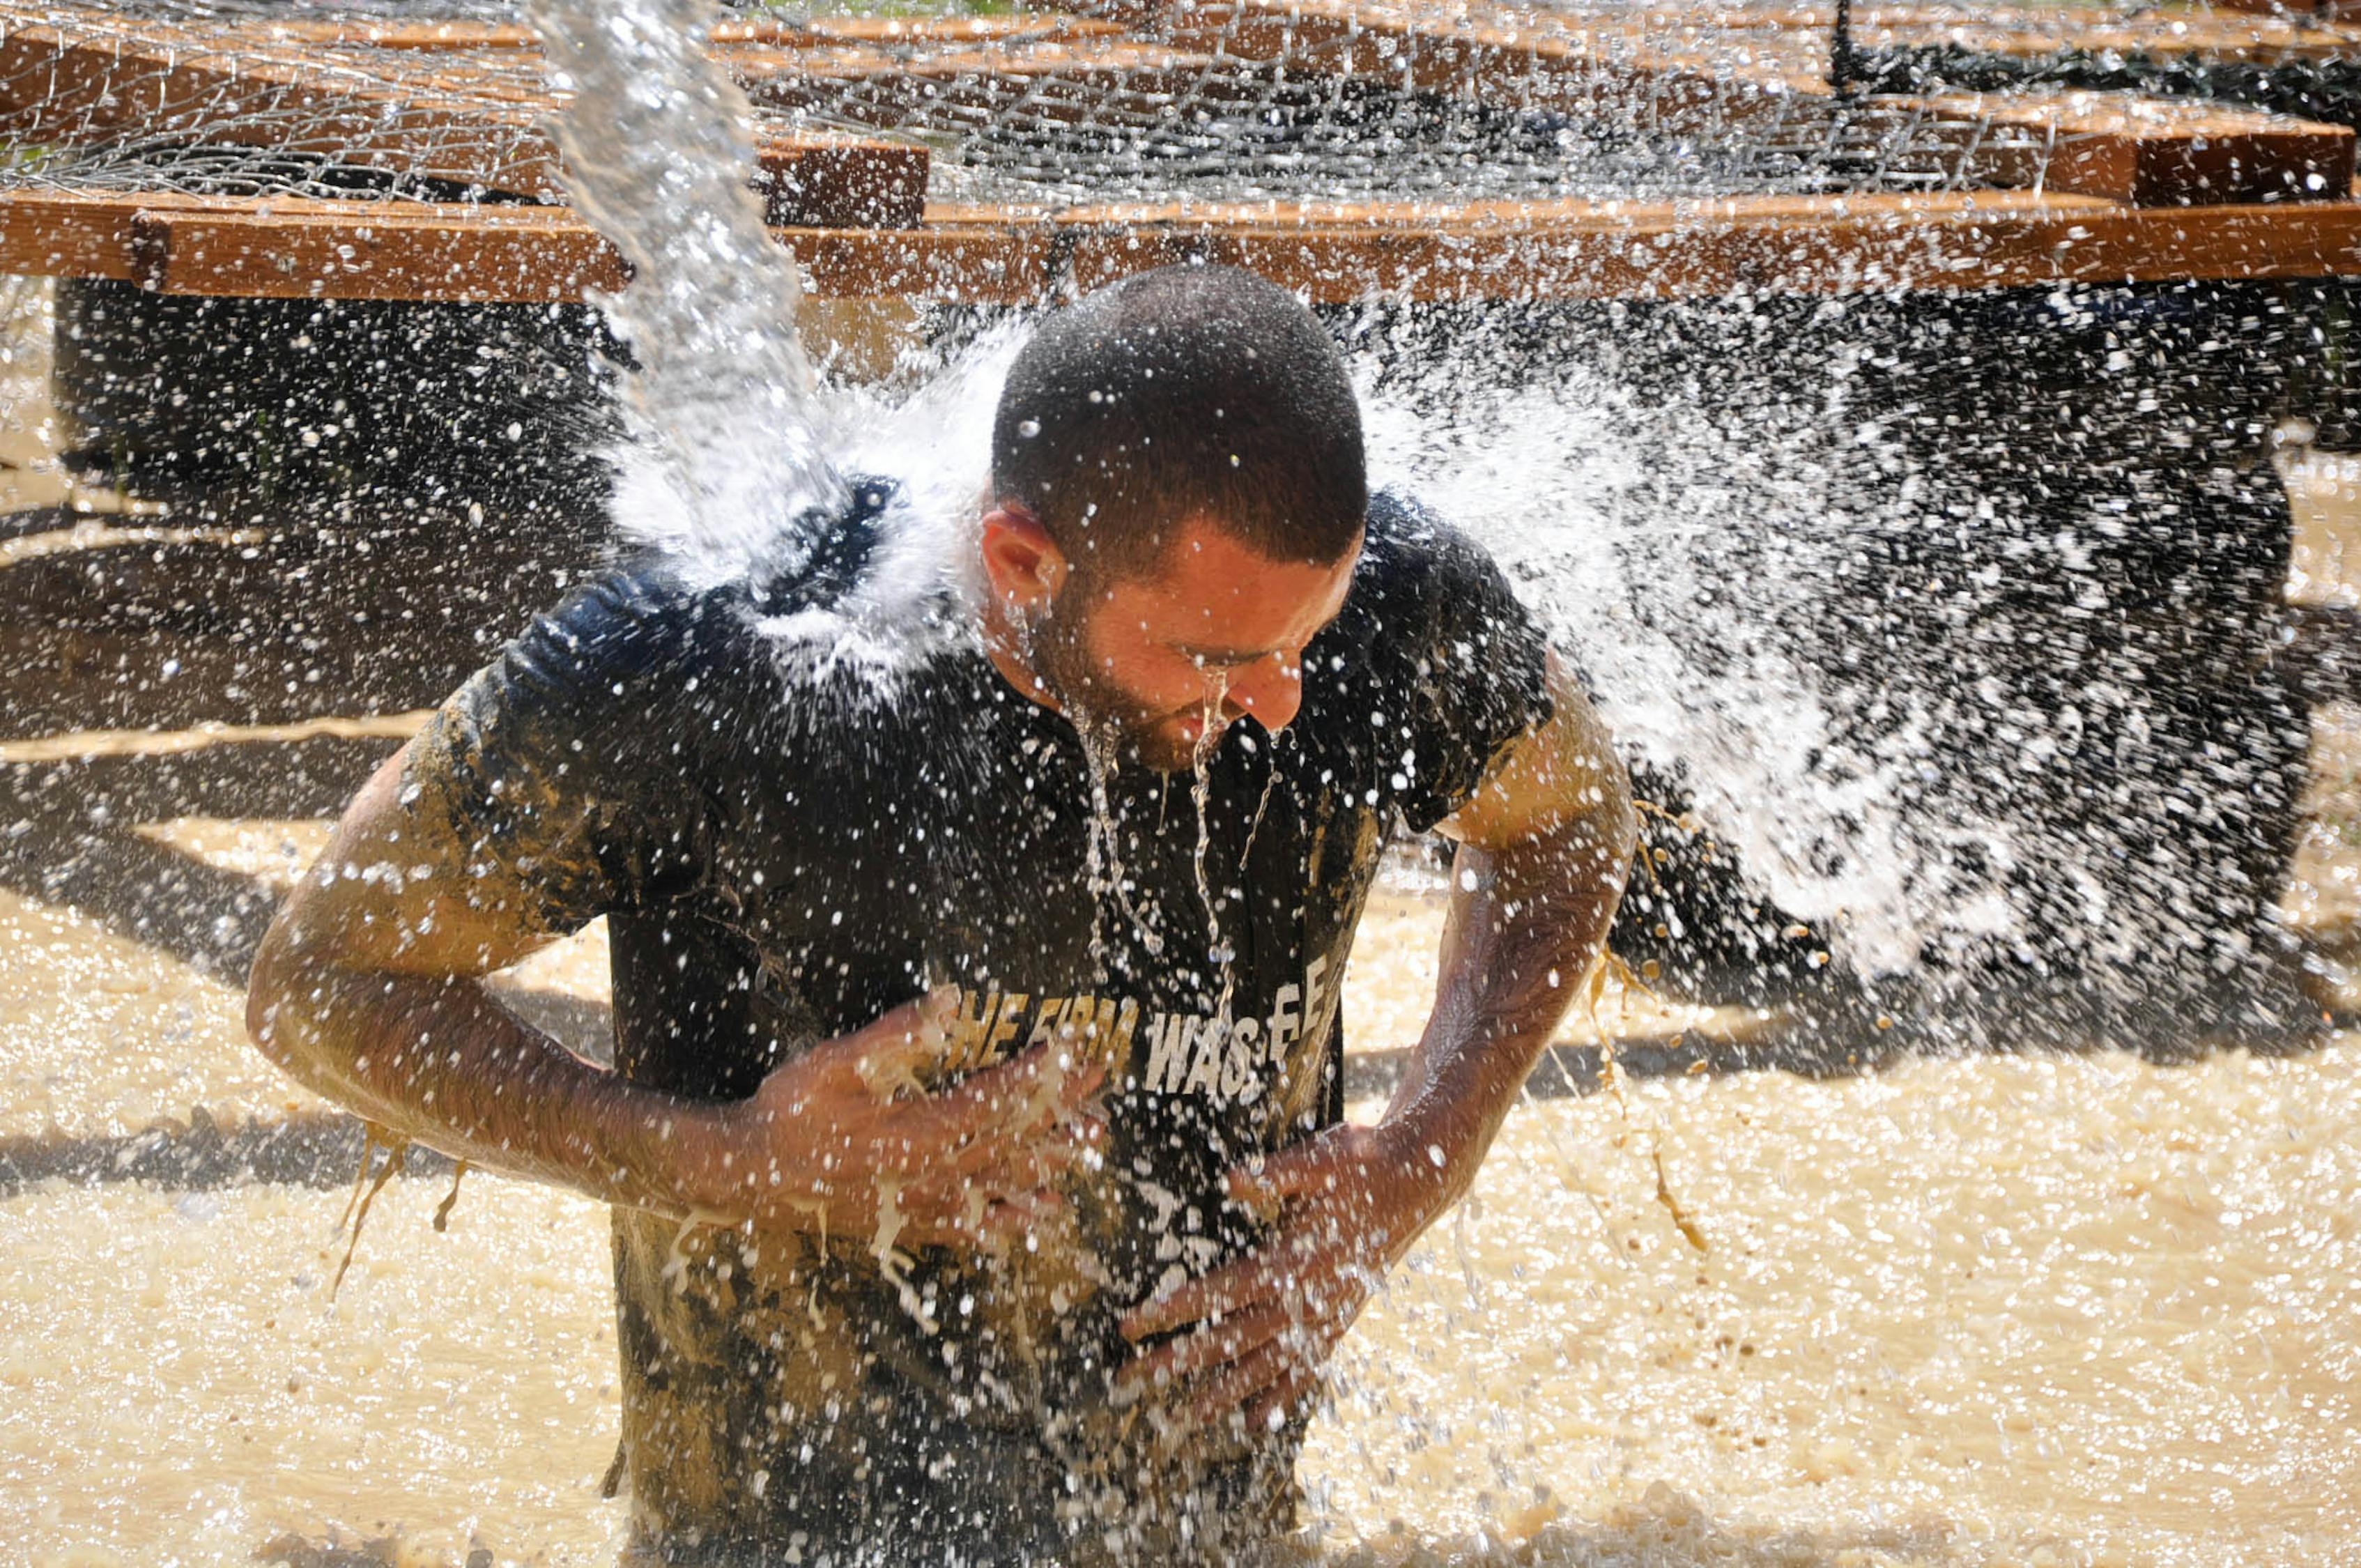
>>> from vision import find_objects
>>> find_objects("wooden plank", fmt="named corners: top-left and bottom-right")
top-left (0, 187), bottom-right (194, 279)
top-left (240, 12), bottom-right (1130, 52)
top-left (723, 38), bottom-right (1217, 91)
top-left (724, 39), bottom-right (1222, 128)
top-left (249, 18), bottom-right (540, 52)
top-left (20, 185), bottom-right (2361, 304)
top-left (0, 13), bottom-right (930, 226)
top-left (1054, 0), bottom-right (1812, 129)
top-left (1911, 91), bottom-right (2357, 204)
top-left (778, 223), bottom-right (1058, 302)
top-left (1449, 5), bottom-right (2361, 65)
top-left (93, 10), bottom-right (1128, 52)
top-left (1548, 6), bottom-right (2361, 65)
top-left (0, 190), bottom-right (1052, 304)
top-left (1057, 193), bottom-right (2361, 300)
top-left (714, 14), bottom-right (1129, 47)
top-left (1047, 0), bottom-right (2361, 190)
top-left (126, 202), bottom-right (631, 302)
top-left (0, 23), bottom-right (565, 197)
top-left (2175, 0), bottom-right (2361, 25)
top-left (0, 191), bottom-right (624, 300)
top-left (1012, 187), bottom-right (2123, 231)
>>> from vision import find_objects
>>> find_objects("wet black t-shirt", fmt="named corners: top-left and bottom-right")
top-left (406, 487), bottom-right (1551, 1559)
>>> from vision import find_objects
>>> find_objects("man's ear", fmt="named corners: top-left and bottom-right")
top-left (980, 505), bottom-right (1070, 619)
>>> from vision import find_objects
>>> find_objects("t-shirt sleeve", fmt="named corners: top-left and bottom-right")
top-left (1364, 495), bottom-right (1556, 835)
top-left (402, 571), bottom-right (715, 935)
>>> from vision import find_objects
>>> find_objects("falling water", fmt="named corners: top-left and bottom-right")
top-left (525, 0), bottom-right (839, 590)
top-left (1353, 342), bottom-right (2021, 984)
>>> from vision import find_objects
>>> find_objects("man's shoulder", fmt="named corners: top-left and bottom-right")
top-left (518, 477), bottom-right (944, 698)
top-left (489, 561), bottom-right (755, 731)
top-left (1327, 489), bottom-right (1525, 650)
top-left (1358, 489), bottom-right (1503, 583)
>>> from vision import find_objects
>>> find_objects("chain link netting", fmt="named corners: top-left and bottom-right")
top-left (0, 0), bottom-right (2090, 216)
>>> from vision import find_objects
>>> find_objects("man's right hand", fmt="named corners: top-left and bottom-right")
top-left (696, 988), bottom-right (1107, 1252)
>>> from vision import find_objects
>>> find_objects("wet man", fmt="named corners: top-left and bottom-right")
top-left (247, 265), bottom-right (1636, 1563)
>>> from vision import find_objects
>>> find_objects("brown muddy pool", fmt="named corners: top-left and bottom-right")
top-left (2, 770), bottom-right (2358, 1567)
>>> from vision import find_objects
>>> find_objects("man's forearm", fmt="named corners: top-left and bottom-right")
top-left (1382, 810), bottom-right (1633, 1220)
top-left (249, 937), bottom-right (737, 1220)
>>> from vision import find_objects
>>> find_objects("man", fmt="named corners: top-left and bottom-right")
top-left (247, 264), bottom-right (1634, 1563)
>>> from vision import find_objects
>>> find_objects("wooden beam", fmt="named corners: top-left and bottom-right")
top-left (233, 12), bottom-right (1132, 52)
top-left (0, 22), bottom-right (565, 197)
top-left (1515, 6), bottom-right (2361, 69)
top-left (0, 187), bottom-right (198, 279)
top-left (247, 18), bottom-right (539, 52)
top-left (126, 202), bottom-right (632, 302)
top-left (778, 224), bottom-right (1056, 303)
top-left (722, 38), bottom-right (1220, 126)
top-left (2186, 0), bottom-right (2361, 24)
top-left (0, 10), bottom-right (931, 226)
top-left (1312, 4), bottom-right (2361, 69)
top-left (1912, 91), bottom-right (2357, 205)
top-left (157, 8), bottom-right (1139, 53)
top-left (1045, 0), bottom-right (2361, 197)
top-left (1054, 0), bottom-right (1824, 130)
top-left (714, 14), bottom-right (1130, 47)
top-left (973, 188), bottom-right (2123, 231)
top-left (19, 185), bottom-right (2361, 304)
top-left (757, 138), bottom-right (931, 229)
top-left (1053, 192), bottom-right (2361, 300)
top-left (0, 190), bottom-right (1047, 304)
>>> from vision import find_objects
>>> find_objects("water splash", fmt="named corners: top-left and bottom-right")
top-left (784, 321), bottom-right (2020, 990)
top-left (522, 0), bottom-right (2283, 1021)
top-left (1350, 341), bottom-right (2027, 981)
top-left (526, 0), bottom-right (840, 590)
top-left (519, 0), bottom-right (1999, 990)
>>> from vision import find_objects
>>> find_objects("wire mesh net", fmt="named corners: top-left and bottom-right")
top-left (0, 0), bottom-right (2105, 219)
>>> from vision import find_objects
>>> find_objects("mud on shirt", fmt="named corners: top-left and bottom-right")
top-left (405, 488), bottom-right (1551, 1560)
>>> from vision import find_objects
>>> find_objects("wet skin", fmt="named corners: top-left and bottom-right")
top-left (246, 505), bottom-right (1637, 1445)
top-left (976, 505), bottom-right (1358, 771)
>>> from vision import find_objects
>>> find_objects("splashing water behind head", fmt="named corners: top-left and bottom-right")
top-left (1346, 330), bottom-right (2024, 984)
top-left (652, 297), bottom-right (2019, 994)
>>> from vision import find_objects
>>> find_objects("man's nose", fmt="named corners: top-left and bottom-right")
top-left (1224, 656), bottom-right (1304, 732)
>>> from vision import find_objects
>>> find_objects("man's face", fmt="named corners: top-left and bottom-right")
top-left (1036, 519), bottom-right (1362, 772)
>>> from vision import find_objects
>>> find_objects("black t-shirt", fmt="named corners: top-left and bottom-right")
top-left (405, 486), bottom-right (1551, 1555)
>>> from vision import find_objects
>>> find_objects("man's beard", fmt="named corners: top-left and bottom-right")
top-left (1028, 602), bottom-right (1217, 774)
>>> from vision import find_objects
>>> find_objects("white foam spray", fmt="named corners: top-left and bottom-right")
top-left (1348, 346), bottom-right (2029, 979)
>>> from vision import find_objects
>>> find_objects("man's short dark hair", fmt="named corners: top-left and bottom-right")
top-left (991, 264), bottom-right (1367, 574)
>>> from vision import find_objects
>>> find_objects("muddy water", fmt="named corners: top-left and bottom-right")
top-left (3, 344), bottom-right (2358, 1560)
top-left (3, 768), bottom-right (2359, 1565)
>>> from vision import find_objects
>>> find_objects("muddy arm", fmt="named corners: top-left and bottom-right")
top-left (246, 746), bottom-right (741, 1220)
top-left (1403, 653), bottom-right (1638, 1204)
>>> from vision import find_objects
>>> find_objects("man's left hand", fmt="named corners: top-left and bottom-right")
top-left (1115, 1119), bottom-right (1450, 1433)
